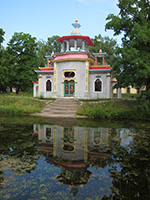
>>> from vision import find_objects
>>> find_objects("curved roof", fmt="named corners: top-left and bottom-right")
top-left (57, 35), bottom-right (94, 46)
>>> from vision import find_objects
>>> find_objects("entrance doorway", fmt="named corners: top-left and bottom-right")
top-left (64, 80), bottom-right (75, 97)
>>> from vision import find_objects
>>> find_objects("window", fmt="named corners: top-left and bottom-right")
top-left (95, 79), bottom-right (102, 92)
top-left (94, 131), bottom-right (102, 145)
top-left (46, 80), bottom-right (51, 91)
top-left (127, 87), bottom-right (130, 94)
top-left (64, 71), bottom-right (75, 78)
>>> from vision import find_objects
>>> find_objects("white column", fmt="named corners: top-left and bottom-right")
top-left (66, 40), bottom-right (69, 51)
top-left (82, 40), bottom-right (85, 51)
top-left (74, 39), bottom-right (77, 51)
top-left (61, 43), bottom-right (64, 52)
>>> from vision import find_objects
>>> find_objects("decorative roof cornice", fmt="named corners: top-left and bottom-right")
top-left (57, 35), bottom-right (94, 46)
top-left (39, 67), bottom-right (54, 71)
top-left (90, 65), bottom-right (111, 69)
top-left (89, 69), bottom-right (111, 72)
top-left (53, 57), bottom-right (94, 63)
top-left (34, 70), bottom-right (54, 73)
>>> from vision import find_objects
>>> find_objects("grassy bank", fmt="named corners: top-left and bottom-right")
top-left (77, 100), bottom-right (150, 120)
top-left (0, 92), bottom-right (47, 115)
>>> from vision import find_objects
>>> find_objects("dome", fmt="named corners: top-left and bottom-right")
top-left (71, 29), bottom-right (81, 35)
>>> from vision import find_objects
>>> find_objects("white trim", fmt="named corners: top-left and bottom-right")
top-left (93, 78), bottom-right (103, 93)
top-left (44, 78), bottom-right (53, 92)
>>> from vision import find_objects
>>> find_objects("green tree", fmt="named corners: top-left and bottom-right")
top-left (46, 35), bottom-right (61, 54)
top-left (37, 39), bottom-right (47, 67)
top-left (0, 28), bottom-right (8, 92)
top-left (0, 51), bottom-right (8, 92)
top-left (89, 34), bottom-right (118, 66)
top-left (0, 28), bottom-right (5, 48)
top-left (105, 0), bottom-right (150, 93)
top-left (36, 36), bottom-right (61, 67)
top-left (107, 126), bottom-right (150, 200)
top-left (7, 32), bottom-right (38, 94)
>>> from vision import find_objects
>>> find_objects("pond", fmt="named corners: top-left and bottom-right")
top-left (0, 116), bottom-right (150, 200)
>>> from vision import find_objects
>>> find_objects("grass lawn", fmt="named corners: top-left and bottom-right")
top-left (1, 92), bottom-right (149, 120)
top-left (113, 93), bottom-right (140, 99)
top-left (77, 100), bottom-right (142, 120)
top-left (0, 92), bottom-right (47, 115)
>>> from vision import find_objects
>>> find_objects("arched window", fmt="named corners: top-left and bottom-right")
top-left (95, 79), bottom-right (102, 92)
top-left (46, 80), bottom-right (51, 91)
top-left (127, 87), bottom-right (130, 94)
top-left (45, 127), bottom-right (51, 140)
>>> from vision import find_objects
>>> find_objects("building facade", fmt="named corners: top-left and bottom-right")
top-left (33, 20), bottom-right (115, 99)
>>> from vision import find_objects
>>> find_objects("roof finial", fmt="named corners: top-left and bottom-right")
top-left (71, 19), bottom-right (81, 35)
top-left (71, 0), bottom-right (81, 35)
top-left (76, 0), bottom-right (78, 21)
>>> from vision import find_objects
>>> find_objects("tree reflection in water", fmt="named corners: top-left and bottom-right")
top-left (105, 126), bottom-right (150, 200)
top-left (0, 118), bottom-right (150, 200)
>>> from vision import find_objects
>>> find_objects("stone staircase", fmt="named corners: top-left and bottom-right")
top-left (39, 98), bottom-right (78, 118)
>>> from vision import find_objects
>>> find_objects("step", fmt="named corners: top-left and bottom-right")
top-left (48, 105), bottom-right (77, 109)
top-left (52, 100), bottom-right (78, 104)
top-left (55, 101), bottom-right (78, 104)
top-left (48, 108), bottom-right (77, 112)
top-left (40, 98), bottom-right (78, 118)
top-left (49, 111), bottom-right (76, 115)
top-left (42, 106), bottom-right (77, 111)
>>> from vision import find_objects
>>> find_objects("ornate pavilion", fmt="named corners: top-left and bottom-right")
top-left (33, 20), bottom-right (116, 99)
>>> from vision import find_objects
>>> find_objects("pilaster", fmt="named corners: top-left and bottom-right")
top-left (107, 73), bottom-right (111, 99)
top-left (84, 130), bottom-right (88, 162)
top-left (53, 127), bottom-right (57, 157)
top-left (85, 61), bottom-right (89, 98)
top-left (38, 74), bottom-right (42, 97)
top-left (38, 125), bottom-right (41, 143)
top-left (53, 62), bottom-right (57, 97)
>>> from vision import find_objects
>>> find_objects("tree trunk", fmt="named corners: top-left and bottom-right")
top-left (16, 86), bottom-right (19, 95)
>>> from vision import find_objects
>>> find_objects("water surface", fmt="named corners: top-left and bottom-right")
top-left (0, 116), bottom-right (150, 200)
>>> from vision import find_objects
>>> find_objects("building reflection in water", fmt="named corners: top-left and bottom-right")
top-left (33, 123), bottom-right (114, 197)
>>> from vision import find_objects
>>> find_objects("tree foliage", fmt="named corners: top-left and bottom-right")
top-left (46, 35), bottom-right (61, 55)
top-left (107, 126), bottom-right (150, 200)
top-left (0, 28), bottom-right (5, 47)
top-left (89, 34), bottom-right (118, 66)
top-left (37, 40), bottom-right (47, 67)
top-left (7, 32), bottom-right (38, 93)
top-left (106, 0), bottom-right (150, 92)
top-left (36, 36), bottom-right (61, 67)
top-left (0, 28), bottom-right (8, 92)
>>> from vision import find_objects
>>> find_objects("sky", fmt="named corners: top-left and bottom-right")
top-left (0, 0), bottom-right (122, 48)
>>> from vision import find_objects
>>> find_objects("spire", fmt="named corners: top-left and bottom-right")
top-left (71, 19), bottom-right (81, 35)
